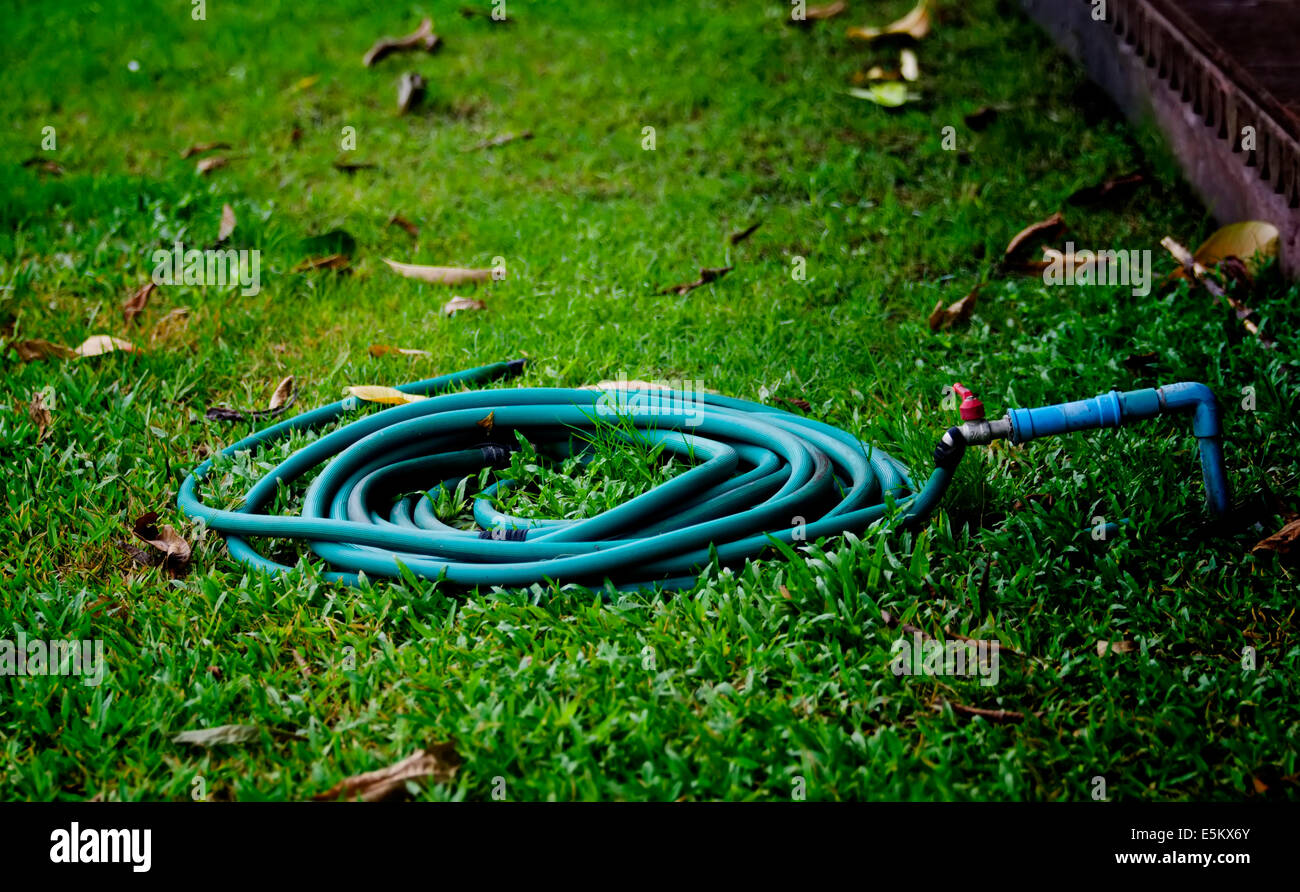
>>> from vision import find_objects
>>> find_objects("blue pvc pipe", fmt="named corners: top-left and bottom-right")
top-left (1008, 383), bottom-right (1229, 516)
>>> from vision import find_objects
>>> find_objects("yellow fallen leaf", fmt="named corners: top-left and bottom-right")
top-left (369, 344), bottom-right (430, 357)
top-left (383, 258), bottom-right (493, 286)
top-left (848, 83), bottom-right (912, 107)
top-left (346, 385), bottom-right (427, 405)
top-left (1172, 221), bottom-right (1280, 280)
top-left (847, 0), bottom-right (930, 41)
top-left (75, 335), bottom-right (137, 357)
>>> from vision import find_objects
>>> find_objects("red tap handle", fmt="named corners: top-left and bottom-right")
top-left (952, 382), bottom-right (985, 421)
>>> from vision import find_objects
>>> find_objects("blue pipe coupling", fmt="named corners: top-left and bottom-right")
top-left (1007, 383), bottom-right (1229, 516)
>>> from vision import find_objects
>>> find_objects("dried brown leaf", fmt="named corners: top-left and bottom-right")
top-left (397, 72), bottom-right (426, 114)
top-left (268, 375), bottom-right (295, 412)
top-left (180, 141), bottom-right (230, 159)
top-left (477, 410), bottom-right (496, 435)
top-left (847, 0), bottom-right (930, 41)
top-left (388, 214), bottom-right (419, 238)
top-left (1251, 519), bottom-right (1300, 558)
top-left (196, 156), bottom-right (229, 176)
top-left (132, 512), bottom-right (191, 576)
top-left (363, 17), bottom-right (442, 67)
top-left (660, 266), bottom-right (732, 296)
top-left (122, 281), bottom-right (156, 325)
top-left (21, 157), bottom-right (65, 176)
top-left (1004, 212), bottom-right (1065, 260)
top-left (28, 391), bottom-right (52, 441)
top-left (928, 284), bottom-right (980, 331)
top-left (1096, 639), bottom-right (1139, 656)
top-left (293, 254), bottom-right (351, 273)
top-left (12, 339), bottom-right (77, 362)
top-left (729, 221), bottom-right (762, 245)
top-left (443, 295), bottom-right (486, 316)
top-left (314, 743), bottom-right (462, 802)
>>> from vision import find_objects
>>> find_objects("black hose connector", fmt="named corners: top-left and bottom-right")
top-left (933, 426), bottom-right (966, 471)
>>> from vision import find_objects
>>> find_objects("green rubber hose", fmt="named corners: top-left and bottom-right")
top-left (178, 360), bottom-right (958, 591)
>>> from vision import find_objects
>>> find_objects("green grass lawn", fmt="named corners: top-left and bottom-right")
top-left (2, 0), bottom-right (1298, 801)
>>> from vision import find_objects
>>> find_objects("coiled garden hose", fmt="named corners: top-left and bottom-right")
top-left (178, 360), bottom-right (1230, 591)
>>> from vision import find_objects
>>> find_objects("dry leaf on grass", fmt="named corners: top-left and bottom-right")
top-left (28, 391), bottom-right (52, 441)
top-left (122, 281), bottom-right (156, 325)
top-left (1004, 212), bottom-right (1065, 260)
top-left (206, 376), bottom-right (297, 423)
top-left (12, 339), bottom-right (78, 362)
top-left (467, 130), bottom-right (534, 151)
top-left (346, 385), bottom-right (428, 405)
top-left (443, 296), bottom-right (486, 316)
top-left (1161, 235), bottom-right (1274, 347)
top-left (131, 512), bottom-right (192, 576)
top-left (173, 724), bottom-right (259, 747)
top-left (847, 0), bottom-right (930, 41)
top-left (75, 335), bottom-right (136, 357)
top-left (388, 214), bottom-right (419, 238)
top-left (776, 396), bottom-right (812, 412)
top-left (928, 284), bottom-right (981, 331)
top-left (789, 1), bottom-right (846, 25)
top-left (363, 17), bottom-right (442, 67)
top-left (660, 266), bottom-right (732, 296)
top-left (397, 72), bottom-right (426, 114)
top-left (369, 343), bottom-right (430, 357)
top-left (729, 221), bottom-right (762, 245)
top-left (314, 743), bottom-right (462, 802)
top-left (268, 375), bottom-right (295, 412)
top-left (1173, 221), bottom-right (1279, 281)
top-left (196, 156), bottom-right (229, 176)
top-left (180, 141), bottom-right (230, 159)
top-left (218, 203), bottom-right (237, 242)
top-left (1251, 519), bottom-right (1300, 559)
top-left (22, 158), bottom-right (65, 176)
top-left (293, 254), bottom-right (351, 273)
top-left (1096, 639), bottom-right (1139, 656)
top-left (383, 258), bottom-right (493, 285)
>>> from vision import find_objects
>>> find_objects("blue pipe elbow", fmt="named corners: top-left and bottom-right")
top-left (1008, 383), bottom-right (1229, 517)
